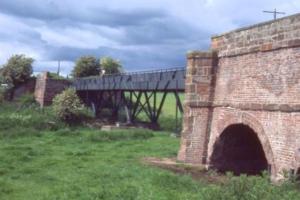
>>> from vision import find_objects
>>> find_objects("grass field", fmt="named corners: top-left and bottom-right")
top-left (0, 103), bottom-right (300, 200)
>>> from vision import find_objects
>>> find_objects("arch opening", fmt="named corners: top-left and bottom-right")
top-left (210, 124), bottom-right (269, 175)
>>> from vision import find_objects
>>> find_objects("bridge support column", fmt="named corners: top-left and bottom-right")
top-left (177, 51), bottom-right (217, 165)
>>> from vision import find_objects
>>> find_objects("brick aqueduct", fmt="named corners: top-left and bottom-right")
top-left (177, 13), bottom-right (300, 181)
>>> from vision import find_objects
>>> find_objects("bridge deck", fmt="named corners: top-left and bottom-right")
top-left (73, 67), bottom-right (186, 91)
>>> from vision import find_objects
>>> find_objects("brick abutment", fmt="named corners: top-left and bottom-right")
top-left (178, 13), bottom-right (300, 181)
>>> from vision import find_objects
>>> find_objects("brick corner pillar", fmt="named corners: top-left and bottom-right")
top-left (177, 50), bottom-right (218, 165)
top-left (34, 72), bottom-right (49, 107)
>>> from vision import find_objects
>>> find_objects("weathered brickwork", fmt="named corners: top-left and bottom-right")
top-left (178, 51), bottom-right (217, 164)
top-left (13, 78), bottom-right (36, 100)
top-left (178, 13), bottom-right (300, 181)
top-left (34, 72), bottom-right (70, 107)
top-left (212, 13), bottom-right (300, 57)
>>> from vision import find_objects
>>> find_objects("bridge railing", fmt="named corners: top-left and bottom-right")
top-left (75, 67), bottom-right (186, 80)
top-left (73, 67), bottom-right (186, 91)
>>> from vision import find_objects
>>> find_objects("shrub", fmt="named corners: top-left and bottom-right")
top-left (52, 88), bottom-right (88, 124)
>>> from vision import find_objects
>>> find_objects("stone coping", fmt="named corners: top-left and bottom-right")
top-left (187, 50), bottom-right (217, 59)
top-left (212, 12), bottom-right (300, 39)
top-left (186, 101), bottom-right (300, 112)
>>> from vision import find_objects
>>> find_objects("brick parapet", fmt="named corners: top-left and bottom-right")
top-left (212, 13), bottom-right (300, 57)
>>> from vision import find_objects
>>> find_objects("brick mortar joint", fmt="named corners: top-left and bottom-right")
top-left (185, 101), bottom-right (300, 113)
top-left (187, 50), bottom-right (218, 59)
top-left (216, 43), bottom-right (300, 58)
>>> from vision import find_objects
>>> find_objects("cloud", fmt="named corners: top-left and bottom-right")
top-left (33, 60), bottom-right (74, 76)
top-left (0, 0), bottom-right (166, 27)
top-left (0, 0), bottom-right (299, 75)
top-left (36, 26), bottom-right (120, 49)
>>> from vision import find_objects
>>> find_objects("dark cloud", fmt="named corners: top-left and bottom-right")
top-left (0, 29), bottom-right (44, 46)
top-left (0, 1), bottom-right (62, 21)
top-left (0, 0), bottom-right (210, 73)
top-left (44, 44), bottom-right (192, 71)
top-left (0, 0), bottom-right (166, 27)
top-left (121, 17), bottom-right (210, 45)
top-left (0, 0), bottom-right (207, 74)
top-left (1, 0), bottom-right (297, 74)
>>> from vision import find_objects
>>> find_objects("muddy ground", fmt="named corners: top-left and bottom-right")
top-left (142, 157), bottom-right (228, 184)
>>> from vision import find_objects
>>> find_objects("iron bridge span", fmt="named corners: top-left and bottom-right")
top-left (72, 67), bottom-right (186, 127)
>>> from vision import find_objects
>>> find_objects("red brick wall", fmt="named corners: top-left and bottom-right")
top-left (34, 72), bottom-right (71, 107)
top-left (178, 13), bottom-right (300, 181)
top-left (12, 78), bottom-right (36, 100)
top-left (214, 49), bottom-right (300, 108)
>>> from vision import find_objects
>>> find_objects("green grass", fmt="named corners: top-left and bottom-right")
top-left (158, 93), bottom-right (183, 132)
top-left (0, 103), bottom-right (65, 133)
top-left (0, 104), bottom-right (299, 200)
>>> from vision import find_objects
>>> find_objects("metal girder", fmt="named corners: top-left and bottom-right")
top-left (80, 89), bottom-right (184, 130)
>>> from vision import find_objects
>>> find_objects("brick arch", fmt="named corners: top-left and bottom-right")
top-left (210, 112), bottom-right (277, 176)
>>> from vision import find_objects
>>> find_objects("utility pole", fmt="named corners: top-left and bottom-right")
top-left (263, 8), bottom-right (285, 20)
top-left (57, 60), bottom-right (61, 76)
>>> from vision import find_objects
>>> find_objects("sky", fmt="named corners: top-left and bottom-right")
top-left (0, 0), bottom-right (299, 76)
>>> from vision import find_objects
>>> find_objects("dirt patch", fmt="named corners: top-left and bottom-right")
top-left (142, 157), bottom-right (228, 184)
top-left (84, 119), bottom-right (161, 130)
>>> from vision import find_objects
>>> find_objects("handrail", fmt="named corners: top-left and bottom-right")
top-left (75, 67), bottom-right (186, 80)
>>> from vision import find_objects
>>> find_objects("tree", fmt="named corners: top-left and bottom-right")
top-left (1, 54), bottom-right (34, 87)
top-left (100, 57), bottom-right (122, 75)
top-left (72, 56), bottom-right (100, 78)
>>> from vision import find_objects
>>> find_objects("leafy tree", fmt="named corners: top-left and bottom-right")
top-left (1, 54), bottom-right (34, 87)
top-left (72, 56), bottom-right (100, 78)
top-left (100, 57), bottom-right (122, 75)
